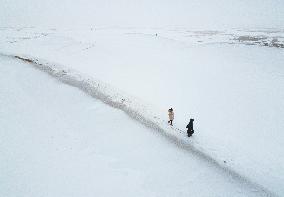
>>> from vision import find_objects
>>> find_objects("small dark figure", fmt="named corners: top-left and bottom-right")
top-left (186, 119), bottom-right (194, 137)
top-left (168, 108), bottom-right (174, 126)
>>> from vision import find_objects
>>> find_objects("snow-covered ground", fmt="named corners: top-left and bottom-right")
top-left (1, 26), bottom-right (283, 195)
top-left (0, 56), bottom-right (272, 197)
top-left (1, 0), bottom-right (284, 195)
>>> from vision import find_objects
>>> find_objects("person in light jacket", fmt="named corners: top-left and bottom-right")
top-left (168, 108), bottom-right (174, 126)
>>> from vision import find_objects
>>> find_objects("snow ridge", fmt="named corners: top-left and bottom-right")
top-left (2, 53), bottom-right (277, 197)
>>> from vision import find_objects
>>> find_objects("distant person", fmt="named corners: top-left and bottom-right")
top-left (168, 108), bottom-right (174, 126)
top-left (186, 119), bottom-right (194, 137)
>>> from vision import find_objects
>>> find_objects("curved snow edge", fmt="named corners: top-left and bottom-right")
top-left (4, 53), bottom-right (277, 197)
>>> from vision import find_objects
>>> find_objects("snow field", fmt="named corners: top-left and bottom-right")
top-left (1, 27), bottom-right (283, 196)
top-left (0, 56), bottom-right (273, 197)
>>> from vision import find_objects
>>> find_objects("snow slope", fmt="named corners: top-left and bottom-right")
top-left (1, 0), bottom-right (283, 195)
top-left (0, 56), bottom-right (271, 197)
top-left (1, 27), bottom-right (283, 195)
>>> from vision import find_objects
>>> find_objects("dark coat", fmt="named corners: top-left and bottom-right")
top-left (186, 119), bottom-right (194, 137)
top-left (186, 122), bottom-right (193, 130)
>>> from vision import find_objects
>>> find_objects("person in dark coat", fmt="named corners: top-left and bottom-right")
top-left (186, 119), bottom-right (194, 137)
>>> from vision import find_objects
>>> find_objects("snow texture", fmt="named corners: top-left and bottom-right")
top-left (0, 26), bottom-right (283, 196)
top-left (0, 55), bottom-right (276, 197)
top-left (1, 52), bottom-right (277, 197)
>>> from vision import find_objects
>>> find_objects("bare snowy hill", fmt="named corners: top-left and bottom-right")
top-left (1, 0), bottom-right (283, 196)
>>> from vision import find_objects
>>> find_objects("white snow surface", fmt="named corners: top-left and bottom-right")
top-left (0, 56), bottom-right (271, 197)
top-left (0, 27), bottom-right (283, 196)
